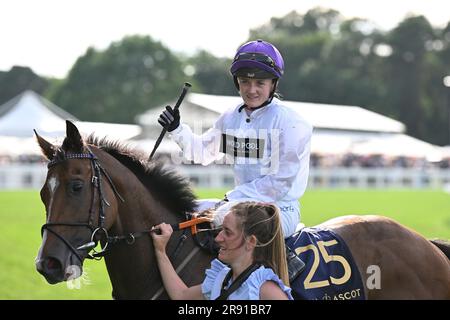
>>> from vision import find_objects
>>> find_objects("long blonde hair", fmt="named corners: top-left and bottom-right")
top-left (231, 202), bottom-right (289, 286)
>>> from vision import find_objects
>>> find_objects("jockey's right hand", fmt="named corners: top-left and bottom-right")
top-left (150, 223), bottom-right (173, 253)
top-left (158, 105), bottom-right (180, 132)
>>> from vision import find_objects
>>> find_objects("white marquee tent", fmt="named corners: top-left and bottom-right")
top-left (0, 91), bottom-right (142, 157)
top-left (0, 90), bottom-right (72, 138)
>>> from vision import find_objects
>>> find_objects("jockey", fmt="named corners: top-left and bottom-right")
top-left (158, 39), bottom-right (312, 282)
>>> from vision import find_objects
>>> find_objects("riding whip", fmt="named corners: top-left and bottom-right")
top-left (148, 82), bottom-right (192, 161)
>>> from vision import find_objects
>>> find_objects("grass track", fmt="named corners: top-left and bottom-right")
top-left (0, 189), bottom-right (449, 299)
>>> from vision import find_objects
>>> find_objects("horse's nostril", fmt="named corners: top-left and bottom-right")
top-left (44, 257), bottom-right (62, 273)
top-left (36, 257), bottom-right (65, 284)
top-left (47, 258), bottom-right (60, 270)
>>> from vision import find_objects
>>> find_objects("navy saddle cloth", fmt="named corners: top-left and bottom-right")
top-left (286, 227), bottom-right (365, 300)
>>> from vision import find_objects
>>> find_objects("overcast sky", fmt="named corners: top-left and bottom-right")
top-left (1, 0), bottom-right (449, 78)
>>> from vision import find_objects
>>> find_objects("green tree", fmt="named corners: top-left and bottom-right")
top-left (5, 8), bottom-right (448, 145)
top-left (0, 66), bottom-right (48, 105)
top-left (384, 16), bottom-right (435, 140)
top-left (249, 10), bottom-right (336, 101)
top-left (248, 9), bottom-right (382, 108)
top-left (435, 22), bottom-right (450, 145)
top-left (183, 50), bottom-right (235, 95)
top-left (50, 35), bottom-right (185, 123)
top-left (249, 9), bottom-right (449, 145)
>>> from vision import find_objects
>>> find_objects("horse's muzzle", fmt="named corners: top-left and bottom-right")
top-left (36, 256), bottom-right (77, 284)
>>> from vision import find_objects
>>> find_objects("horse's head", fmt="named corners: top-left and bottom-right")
top-left (35, 120), bottom-right (122, 284)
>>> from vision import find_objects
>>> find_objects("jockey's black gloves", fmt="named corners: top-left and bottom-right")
top-left (158, 105), bottom-right (180, 132)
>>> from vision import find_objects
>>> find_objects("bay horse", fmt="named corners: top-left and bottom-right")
top-left (35, 121), bottom-right (450, 299)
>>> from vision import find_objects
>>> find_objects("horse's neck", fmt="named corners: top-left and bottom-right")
top-left (100, 154), bottom-right (179, 299)
top-left (105, 187), bottom-right (208, 299)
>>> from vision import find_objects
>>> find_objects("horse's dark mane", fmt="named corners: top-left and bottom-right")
top-left (82, 135), bottom-right (197, 216)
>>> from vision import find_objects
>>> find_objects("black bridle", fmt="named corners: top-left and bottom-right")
top-left (41, 146), bottom-right (127, 262)
top-left (41, 145), bottom-right (211, 267)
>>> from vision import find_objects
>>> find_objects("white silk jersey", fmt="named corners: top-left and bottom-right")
top-left (169, 98), bottom-right (313, 236)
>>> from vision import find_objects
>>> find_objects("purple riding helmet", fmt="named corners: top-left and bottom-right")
top-left (230, 39), bottom-right (284, 80)
top-left (230, 40), bottom-right (284, 102)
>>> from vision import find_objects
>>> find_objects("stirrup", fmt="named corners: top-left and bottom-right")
top-left (286, 246), bottom-right (305, 283)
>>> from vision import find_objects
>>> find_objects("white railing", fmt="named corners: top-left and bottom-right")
top-left (308, 167), bottom-right (450, 189)
top-left (0, 163), bottom-right (47, 190)
top-left (0, 163), bottom-right (449, 190)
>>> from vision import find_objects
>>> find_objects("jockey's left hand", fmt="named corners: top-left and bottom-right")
top-left (158, 105), bottom-right (180, 132)
top-left (150, 223), bottom-right (173, 253)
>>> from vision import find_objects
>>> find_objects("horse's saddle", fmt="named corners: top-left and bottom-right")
top-left (286, 227), bottom-right (366, 300)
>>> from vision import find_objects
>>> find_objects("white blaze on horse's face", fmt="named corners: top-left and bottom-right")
top-left (36, 175), bottom-right (60, 263)
top-left (46, 175), bottom-right (59, 220)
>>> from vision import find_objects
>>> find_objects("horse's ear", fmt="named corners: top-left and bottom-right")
top-left (63, 120), bottom-right (84, 152)
top-left (34, 129), bottom-right (56, 160)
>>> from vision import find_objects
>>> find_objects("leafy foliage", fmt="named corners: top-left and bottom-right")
top-left (183, 50), bottom-right (236, 96)
top-left (2, 8), bottom-right (450, 145)
top-left (49, 35), bottom-right (185, 123)
top-left (248, 10), bottom-right (450, 145)
top-left (0, 66), bottom-right (48, 105)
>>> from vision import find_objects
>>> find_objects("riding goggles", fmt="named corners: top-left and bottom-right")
top-left (233, 52), bottom-right (282, 74)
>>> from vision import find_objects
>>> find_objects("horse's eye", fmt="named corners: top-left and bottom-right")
top-left (70, 180), bottom-right (84, 193)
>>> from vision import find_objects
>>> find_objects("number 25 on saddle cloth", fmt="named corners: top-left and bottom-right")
top-left (285, 227), bottom-right (366, 300)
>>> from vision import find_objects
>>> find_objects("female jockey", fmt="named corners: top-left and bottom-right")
top-left (158, 39), bottom-right (312, 281)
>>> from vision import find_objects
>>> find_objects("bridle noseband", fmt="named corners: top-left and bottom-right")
top-left (41, 146), bottom-right (125, 261)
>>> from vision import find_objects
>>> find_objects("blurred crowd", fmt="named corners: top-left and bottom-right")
top-left (310, 153), bottom-right (450, 169)
top-left (1, 152), bottom-right (450, 170)
top-left (0, 154), bottom-right (44, 165)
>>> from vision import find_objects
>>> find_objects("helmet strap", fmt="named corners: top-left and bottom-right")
top-left (270, 78), bottom-right (279, 98)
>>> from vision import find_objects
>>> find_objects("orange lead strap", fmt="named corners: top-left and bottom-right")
top-left (175, 217), bottom-right (211, 235)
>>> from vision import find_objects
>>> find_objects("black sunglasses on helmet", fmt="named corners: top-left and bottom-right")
top-left (233, 52), bottom-right (281, 73)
